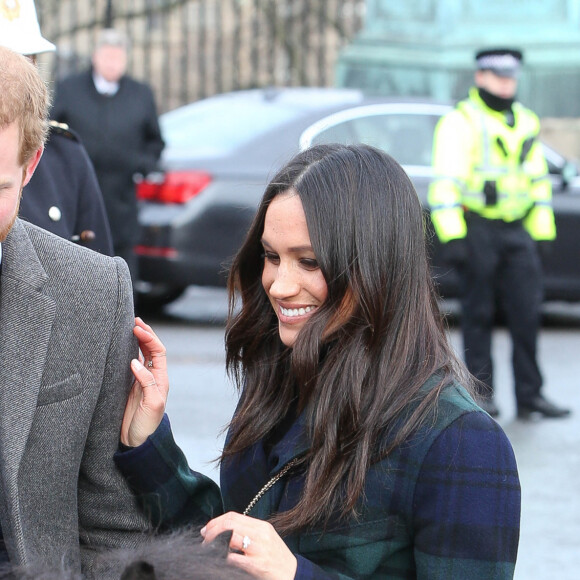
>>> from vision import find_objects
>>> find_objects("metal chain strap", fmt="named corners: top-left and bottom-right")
top-left (243, 457), bottom-right (300, 516)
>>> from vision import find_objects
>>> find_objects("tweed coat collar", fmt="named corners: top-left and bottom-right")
top-left (0, 219), bottom-right (56, 551)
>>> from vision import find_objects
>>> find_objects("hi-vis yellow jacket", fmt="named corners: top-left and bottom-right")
top-left (428, 87), bottom-right (556, 243)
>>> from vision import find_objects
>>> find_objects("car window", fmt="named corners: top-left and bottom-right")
top-left (160, 96), bottom-right (301, 156)
top-left (308, 122), bottom-right (355, 145)
top-left (309, 113), bottom-right (439, 167)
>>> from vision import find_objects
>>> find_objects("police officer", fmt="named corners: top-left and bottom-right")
top-left (429, 48), bottom-right (570, 419)
top-left (0, 0), bottom-right (114, 255)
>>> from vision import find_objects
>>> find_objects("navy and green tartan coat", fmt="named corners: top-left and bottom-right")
top-left (115, 380), bottom-right (520, 579)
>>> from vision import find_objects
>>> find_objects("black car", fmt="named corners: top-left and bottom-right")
top-left (135, 87), bottom-right (580, 308)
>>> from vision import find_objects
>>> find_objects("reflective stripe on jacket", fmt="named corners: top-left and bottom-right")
top-left (428, 87), bottom-right (556, 242)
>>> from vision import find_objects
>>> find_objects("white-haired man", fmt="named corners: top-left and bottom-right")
top-left (53, 27), bottom-right (165, 283)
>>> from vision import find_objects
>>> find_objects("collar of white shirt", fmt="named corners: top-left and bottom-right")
top-left (93, 73), bottom-right (120, 96)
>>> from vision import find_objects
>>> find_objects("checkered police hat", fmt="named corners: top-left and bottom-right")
top-left (475, 48), bottom-right (523, 78)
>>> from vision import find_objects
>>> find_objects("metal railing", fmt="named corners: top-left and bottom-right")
top-left (37, 0), bottom-right (365, 113)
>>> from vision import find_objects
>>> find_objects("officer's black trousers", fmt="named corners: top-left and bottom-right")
top-left (460, 214), bottom-right (543, 404)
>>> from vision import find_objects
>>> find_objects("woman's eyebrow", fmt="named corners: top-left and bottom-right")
top-left (261, 239), bottom-right (313, 253)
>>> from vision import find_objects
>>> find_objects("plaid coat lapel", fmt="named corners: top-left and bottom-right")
top-left (222, 409), bottom-right (309, 518)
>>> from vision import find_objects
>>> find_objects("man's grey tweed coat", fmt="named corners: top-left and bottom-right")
top-left (0, 219), bottom-right (150, 574)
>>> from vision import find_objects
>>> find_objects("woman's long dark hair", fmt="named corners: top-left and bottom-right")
top-left (223, 144), bottom-right (472, 535)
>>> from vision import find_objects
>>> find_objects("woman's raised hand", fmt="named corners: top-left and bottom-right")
top-left (121, 317), bottom-right (169, 447)
top-left (201, 512), bottom-right (297, 580)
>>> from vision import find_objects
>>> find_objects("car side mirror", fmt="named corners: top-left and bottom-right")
top-left (561, 161), bottom-right (578, 189)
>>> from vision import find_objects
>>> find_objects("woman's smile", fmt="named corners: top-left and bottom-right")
top-left (278, 304), bottom-right (318, 320)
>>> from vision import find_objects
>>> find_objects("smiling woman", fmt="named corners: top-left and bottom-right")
top-left (117, 144), bottom-right (521, 580)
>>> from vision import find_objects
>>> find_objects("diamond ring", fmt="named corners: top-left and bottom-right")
top-left (242, 535), bottom-right (251, 551)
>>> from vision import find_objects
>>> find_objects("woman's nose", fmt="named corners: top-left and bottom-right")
top-left (269, 263), bottom-right (300, 298)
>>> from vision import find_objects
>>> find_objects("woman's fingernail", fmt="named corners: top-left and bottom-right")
top-left (200, 526), bottom-right (206, 537)
top-left (131, 359), bottom-right (144, 371)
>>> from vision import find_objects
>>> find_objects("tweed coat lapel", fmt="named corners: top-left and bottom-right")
top-left (0, 220), bottom-right (55, 549)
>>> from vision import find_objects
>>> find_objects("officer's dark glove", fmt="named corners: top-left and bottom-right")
top-left (442, 238), bottom-right (469, 268)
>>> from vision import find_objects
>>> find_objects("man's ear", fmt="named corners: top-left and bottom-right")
top-left (22, 147), bottom-right (44, 187)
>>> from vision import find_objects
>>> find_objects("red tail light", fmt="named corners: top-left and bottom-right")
top-left (136, 171), bottom-right (212, 204)
top-left (134, 245), bottom-right (178, 258)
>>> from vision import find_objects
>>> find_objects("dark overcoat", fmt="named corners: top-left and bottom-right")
top-left (20, 122), bottom-right (114, 255)
top-left (52, 70), bottom-right (164, 248)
